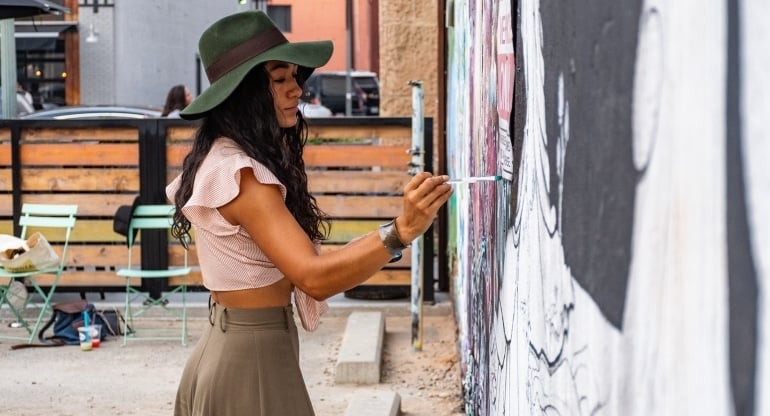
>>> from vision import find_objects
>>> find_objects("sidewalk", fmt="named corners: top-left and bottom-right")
top-left (0, 290), bottom-right (463, 416)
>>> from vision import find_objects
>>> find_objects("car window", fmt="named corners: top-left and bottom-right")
top-left (354, 77), bottom-right (378, 89)
top-left (320, 77), bottom-right (347, 94)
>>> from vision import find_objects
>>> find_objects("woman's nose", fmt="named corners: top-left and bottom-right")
top-left (289, 78), bottom-right (302, 97)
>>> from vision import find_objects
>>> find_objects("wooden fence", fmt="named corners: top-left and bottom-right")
top-left (0, 117), bottom-right (435, 301)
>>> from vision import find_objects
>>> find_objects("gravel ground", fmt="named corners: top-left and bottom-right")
top-left (0, 305), bottom-right (464, 416)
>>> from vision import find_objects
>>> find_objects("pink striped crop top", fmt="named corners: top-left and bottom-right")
top-left (165, 137), bottom-right (327, 331)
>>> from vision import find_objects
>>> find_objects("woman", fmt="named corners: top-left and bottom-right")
top-left (167, 10), bottom-right (452, 416)
top-left (161, 84), bottom-right (192, 118)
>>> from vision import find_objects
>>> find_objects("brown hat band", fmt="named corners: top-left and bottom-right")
top-left (205, 27), bottom-right (288, 83)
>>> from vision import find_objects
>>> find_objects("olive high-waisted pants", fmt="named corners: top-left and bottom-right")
top-left (174, 302), bottom-right (315, 416)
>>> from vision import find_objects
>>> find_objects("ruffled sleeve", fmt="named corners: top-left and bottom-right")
top-left (173, 139), bottom-right (287, 235)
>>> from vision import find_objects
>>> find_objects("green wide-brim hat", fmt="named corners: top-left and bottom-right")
top-left (181, 10), bottom-right (333, 120)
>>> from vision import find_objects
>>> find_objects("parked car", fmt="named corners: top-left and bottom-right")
top-left (305, 71), bottom-right (380, 116)
top-left (21, 105), bottom-right (162, 120)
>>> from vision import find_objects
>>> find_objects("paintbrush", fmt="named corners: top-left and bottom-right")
top-left (446, 175), bottom-right (503, 185)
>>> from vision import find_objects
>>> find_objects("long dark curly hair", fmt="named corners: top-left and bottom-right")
top-left (170, 64), bottom-right (329, 247)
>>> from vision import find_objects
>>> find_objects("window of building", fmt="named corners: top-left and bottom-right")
top-left (17, 40), bottom-right (67, 108)
top-left (267, 5), bottom-right (291, 32)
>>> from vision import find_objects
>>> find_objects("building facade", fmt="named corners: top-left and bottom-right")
top-left (12, 0), bottom-right (386, 110)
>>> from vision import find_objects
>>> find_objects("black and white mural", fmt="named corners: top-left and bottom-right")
top-left (445, 0), bottom-right (769, 414)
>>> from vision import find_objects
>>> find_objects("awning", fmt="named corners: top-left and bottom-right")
top-left (9, 21), bottom-right (77, 51)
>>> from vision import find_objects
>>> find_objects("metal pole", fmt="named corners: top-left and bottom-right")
top-left (408, 80), bottom-right (425, 351)
top-left (195, 54), bottom-right (202, 96)
top-left (1, 19), bottom-right (18, 119)
top-left (344, 0), bottom-right (353, 116)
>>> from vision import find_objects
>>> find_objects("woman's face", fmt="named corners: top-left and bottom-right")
top-left (184, 88), bottom-right (192, 106)
top-left (266, 61), bottom-right (302, 128)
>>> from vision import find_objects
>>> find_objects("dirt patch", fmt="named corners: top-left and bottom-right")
top-left (0, 312), bottom-right (463, 415)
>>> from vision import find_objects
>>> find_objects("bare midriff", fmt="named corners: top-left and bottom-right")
top-left (210, 278), bottom-right (293, 309)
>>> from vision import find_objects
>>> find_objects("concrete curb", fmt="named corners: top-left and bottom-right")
top-left (344, 389), bottom-right (401, 416)
top-left (335, 311), bottom-right (384, 384)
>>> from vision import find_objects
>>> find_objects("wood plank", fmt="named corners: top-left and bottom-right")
top-left (166, 144), bottom-right (191, 166)
top-left (168, 245), bottom-right (199, 265)
top-left (303, 145), bottom-right (410, 168)
top-left (307, 125), bottom-right (410, 141)
top-left (308, 170), bottom-right (408, 194)
top-left (21, 144), bottom-right (138, 166)
top-left (169, 271), bottom-right (202, 287)
top-left (316, 195), bottom-right (400, 218)
top-left (18, 168), bottom-right (140, 192)
top-left (20, 127), bottom-right (139, 142)
top-left (32, 271), bottom-right (138, 287)
top-left (0, 128), bottom-right (10, 141)
top-left (360, 270), bottom-right (411, 286)
top-left (0, 195), bottom-right (10, 216)
top-left (25, 220), bottom-right (123, 243)
top-left (0, 144), bottom-right (10, 165)
top-left (0, 169), bottom-right (11, 191)
top-left (67, 245), bottom-right (137, 268)
top-left (165, 126), bottom-right (197, 142)
top-left (22, 194), bottom-right (138, 217)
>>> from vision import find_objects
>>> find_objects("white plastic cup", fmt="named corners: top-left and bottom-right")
top-left (77, 326), bottom-right (92, 351)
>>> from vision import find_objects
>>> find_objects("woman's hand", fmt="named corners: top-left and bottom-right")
top-left (394, 172), bottom-right (453, 243)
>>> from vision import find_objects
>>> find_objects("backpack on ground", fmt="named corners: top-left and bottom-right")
top-left (10, 299), bottom-right (130, 350)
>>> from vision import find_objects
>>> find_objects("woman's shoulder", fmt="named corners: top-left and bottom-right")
top-left (204, 138), bottom-right (271, 174)
top-left (207, 137), bottom-right (247, 161)
top-left (194, 138), bottom-right (285, 202)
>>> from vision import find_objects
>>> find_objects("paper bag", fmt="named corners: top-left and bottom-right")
top-left (0, 232), bottom-right (60, 273)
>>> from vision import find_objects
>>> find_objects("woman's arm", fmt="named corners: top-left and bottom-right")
top-left (218, 169), bottom-right (452, 300)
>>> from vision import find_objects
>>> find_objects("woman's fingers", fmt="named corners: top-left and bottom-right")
top-left (403, 172), bottom-right (433, 194)
top-left (405, 174), bottom-right (448, 200)
top-left (399, 173), bottom-right (452, 240)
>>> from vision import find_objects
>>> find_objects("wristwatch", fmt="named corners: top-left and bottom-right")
top-left (378, 219), bottom-right (410, 262)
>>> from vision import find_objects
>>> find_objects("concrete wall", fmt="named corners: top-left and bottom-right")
top-left (78, 7), bottom-right (116, 105)
top-left (378, 1), bottom-right (439, 119)
top-left (446, 0), bottom-right (770, 414)
top-left (79, 0), bottom-right (251, 107)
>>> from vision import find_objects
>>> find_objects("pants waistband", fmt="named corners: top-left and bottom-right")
top-left (208, 298), bottom-right (293, 332)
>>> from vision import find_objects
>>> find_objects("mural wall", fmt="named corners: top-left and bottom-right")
top-left (445, 0), bottom-right (770, 415)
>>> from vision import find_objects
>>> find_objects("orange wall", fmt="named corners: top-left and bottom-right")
top-left (275, 0), bottom-right (377, 74)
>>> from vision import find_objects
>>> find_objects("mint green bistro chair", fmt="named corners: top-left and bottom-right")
top-left (0, 204), bottom-right (78, 344)
top-left (116, 204), bottom-right (190, 346)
